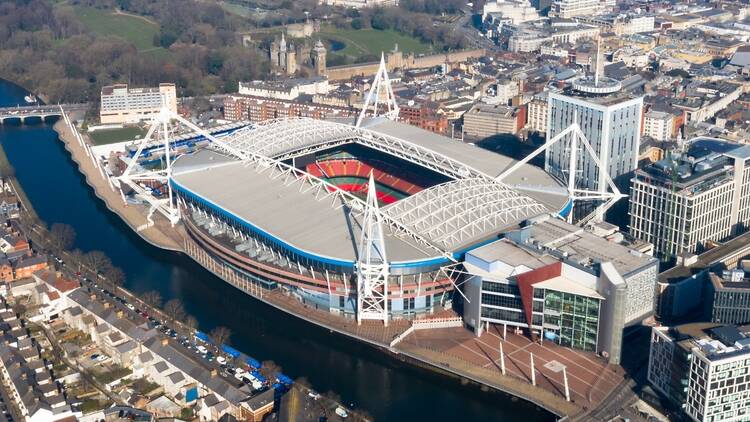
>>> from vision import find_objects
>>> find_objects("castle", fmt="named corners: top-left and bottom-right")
top-left (270, 33), bottom-right (327, 77)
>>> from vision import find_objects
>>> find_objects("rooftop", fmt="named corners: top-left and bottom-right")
top-left (520, 216), bottom-right (656, 276)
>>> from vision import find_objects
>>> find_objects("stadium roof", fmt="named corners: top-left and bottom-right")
top-left (171, 118), bottom-right (568, 265)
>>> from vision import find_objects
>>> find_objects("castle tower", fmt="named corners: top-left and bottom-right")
top-left (270, 39), bottom-right (280, 68)
top-left (279, 33), bottom-right (288, 73)
top-left (286, 43), bottom-right (297, 75)
top-left (312, 39), bottom-right (327, 76)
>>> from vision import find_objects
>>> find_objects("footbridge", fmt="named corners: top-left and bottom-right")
top-left (0, 103), bottom-right (89, 124)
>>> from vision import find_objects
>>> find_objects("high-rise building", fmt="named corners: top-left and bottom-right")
top-left (99, 83), bottom-right (177, 125)
top-left (648, 324), bottom-right (750, 421)
top-left (462, 215), bottom-right (658, 364)
top-left (629, 139), bottom-right (750, 259)
top-left (546, 88), bottom-right (644, 193)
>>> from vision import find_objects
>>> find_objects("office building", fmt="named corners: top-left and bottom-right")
top-left (462, 215), bottom-right (658, 364)
top-left (100, 83), bottom-right (177, 124)
top-left (629, 138), bottom-right (750, 259)
top-left (463, 103), bottom-right (524, 138)
top-left (648, 324), bottom-right (750, 421)
top-left (705, 263), bottom-right (750, 326)
top-left (546, 83), bottom-right (644, 193)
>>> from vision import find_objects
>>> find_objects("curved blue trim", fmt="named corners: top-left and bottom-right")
top-left (172, 179), bottom-right (357, 268)
top-left (557, 198), bottom-right (573, 218)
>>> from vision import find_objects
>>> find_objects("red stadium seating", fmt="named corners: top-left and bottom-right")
top-left (307, 159), bottom-right (425, 198)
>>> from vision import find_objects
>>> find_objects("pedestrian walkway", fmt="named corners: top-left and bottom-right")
top-left (397, 323), bottom-right (624, 416)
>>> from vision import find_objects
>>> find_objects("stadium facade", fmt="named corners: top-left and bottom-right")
top-left (167, 117), bottom-right (571, 322)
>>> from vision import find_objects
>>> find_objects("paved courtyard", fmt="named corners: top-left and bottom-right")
top-left (400, 323), bottom-right (624, 409)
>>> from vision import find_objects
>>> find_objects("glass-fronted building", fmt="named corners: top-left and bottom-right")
top-left (541, 289), bottom-right (601, 352)
top-left (462, 216), bottom-right (658, 364)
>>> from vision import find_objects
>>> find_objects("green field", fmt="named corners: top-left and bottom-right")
top-left (73, 7), bottom-right (165, 54)
top-left (318, 25), bottom-right (435, 61)
top-left (89, 127), bottom-right (147, 145)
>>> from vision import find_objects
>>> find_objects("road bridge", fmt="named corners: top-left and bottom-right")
top-left (0, 103), bottom-right (89, 124)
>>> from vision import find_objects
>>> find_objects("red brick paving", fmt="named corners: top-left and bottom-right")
top-left (401, 323), bottom-right (623, 409)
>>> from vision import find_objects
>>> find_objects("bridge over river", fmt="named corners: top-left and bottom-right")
top-left (0, 103), bottom-right (89, 124)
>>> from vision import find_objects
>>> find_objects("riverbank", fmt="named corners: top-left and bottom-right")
top-left (52, 118), bottom-right (183, 252)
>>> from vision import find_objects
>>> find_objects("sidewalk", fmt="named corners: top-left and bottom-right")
top-left (53, 119), bottom-right (183, 252)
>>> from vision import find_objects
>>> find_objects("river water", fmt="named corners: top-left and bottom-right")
top-left (0, 79), bottom-right (553, 421)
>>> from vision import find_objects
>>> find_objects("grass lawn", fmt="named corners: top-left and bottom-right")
top-left (72, 6), bottom-right (166, 55)
top-left (89, 127), bottom-right (147, 145)
top-left (220, 2), bottom-right (254, 18)
top-left (318, 25), bottom-right (435, 61)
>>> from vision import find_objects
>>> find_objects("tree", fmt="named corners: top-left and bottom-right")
top-left (84, 250), bottom-right (111, 274)
top-left (50, 223), bottom-right (76, 254)
top-left (69, 249), bottom-right (84, 272)
top-left (184, 315), bottom-right (199, 332)
top-left (141, 290), bottom-right (162, 308)
top-left (164, 299), bottom-right (186, 321)
top-left (104, 266), bottom-right (125, 295)
top-left (209, 326), bottom-right (231, 346)
top-left (260, 360), bottom-right (281, 379)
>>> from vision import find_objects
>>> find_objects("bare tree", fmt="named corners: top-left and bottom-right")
top-left (141, 290), bottom-right (162, 308)
top-left (260, 360), bottom-right (281, 379)
top-left (84, 250), bottom-right (111, 274)
top-left (184, 315), bottom-right (199, 332)
top-left (164, 299), bottom-right (186, 321)
top-left (69, 249), bottom-right (84, 272)
top-left (209, 326), bottom-right (232, 346)
top-left (104, 266), bottom-right (125, 295)
top-left (50, 223), bottom-right (76, 254)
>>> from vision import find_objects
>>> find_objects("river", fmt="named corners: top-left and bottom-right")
top-left (0, 79), bottom-right (553, 421)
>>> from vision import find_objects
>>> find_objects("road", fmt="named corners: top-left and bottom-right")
top-left (455, 8), bottom-right (496, 51)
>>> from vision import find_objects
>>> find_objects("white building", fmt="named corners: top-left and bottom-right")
top-left (100, 83), bottom-right (177, 124)
top-left (483, 0), bottom-right (540, 25)
top-left (527, 96), bottom-right (548, 134)
top-left (629, 138), bottom-right (750, 259)
top-left (238, 77), bottom-right (330, 101)
top-left (318, 0), bottom-right (396, 8)
top-left (648, 324), bottom-right (750, 422)
top-left (494, 79), bottom-right (520, 105)
top-left (643, 110), bottom-right (674, 141)
top-left (546, 88), bottom-right (644, 192)
top-left (550, 0), bottom-right (612, 18)
top-left (505, 21), bottom-right (599, 53)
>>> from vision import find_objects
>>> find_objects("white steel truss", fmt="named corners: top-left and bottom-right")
top-left (221, 118), bottom-right (485, 181)
top-left (495, 116), bottom-right (625, 225)
top-left (356, 53), bottom-right (400, 127)
top-left (117, 108), bottom-right (246, 226)
top-left (356, 174), bottom-right (389, 325)
top-left (384, 178), bottom-right (546, 249)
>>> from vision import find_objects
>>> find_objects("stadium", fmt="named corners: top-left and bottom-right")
top-left (163, 116), bottom-right (571, 321)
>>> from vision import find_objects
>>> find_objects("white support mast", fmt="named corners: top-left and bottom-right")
top-left (115, 107), bottom-right (246, 227)
top-left (496, 114), bottom-right (625, 225)
top-left (356, 173), bottom-right (389, 326)
top-left (356, 53), bottom-right (399, 128)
